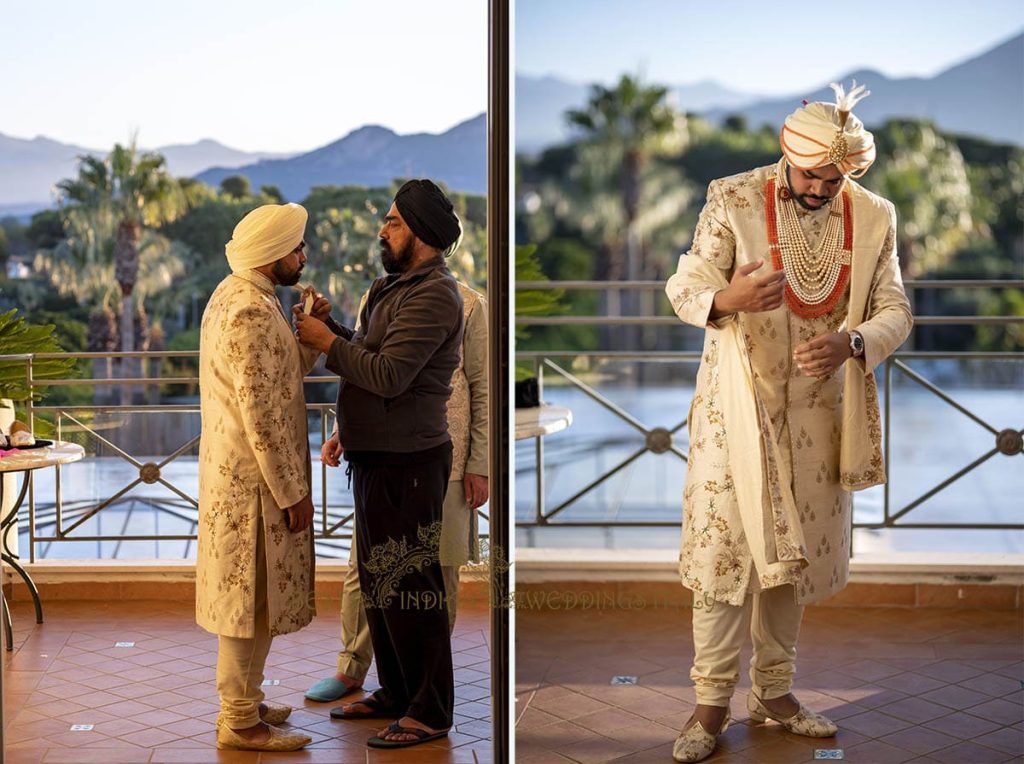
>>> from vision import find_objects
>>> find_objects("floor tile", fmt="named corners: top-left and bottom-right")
top-left (4, 598), bottom-right (491, 764)
top-left (517, 605), bottom-right (1022, 763)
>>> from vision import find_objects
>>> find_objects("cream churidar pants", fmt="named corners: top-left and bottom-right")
top-left (215, 520), bottom-right (272, 729)
top-left (690, 584), bottom-right (804, 706)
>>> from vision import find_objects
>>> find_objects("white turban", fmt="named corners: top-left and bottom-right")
top-left (225, 203), bottom-right (308, 272)
top-left (780, 82), bottom-right (876, 178)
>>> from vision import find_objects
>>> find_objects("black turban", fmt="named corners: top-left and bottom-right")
top-left (394, 179), bottom-right (462, 252)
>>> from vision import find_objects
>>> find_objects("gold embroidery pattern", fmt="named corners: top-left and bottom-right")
top-left (362, 521), bottom-right (445, 609)
top-left (672, 163), bottom-right (904, 607)
top-left (197, 273), bottom-right (315, 639)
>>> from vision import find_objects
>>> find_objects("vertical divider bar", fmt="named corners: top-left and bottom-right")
top-left (487, 0), bottom-right (511, 758)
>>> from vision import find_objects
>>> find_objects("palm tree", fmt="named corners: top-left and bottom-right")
top-left (566, 75), bottom-right (679, 283)
top-left (307, 205), bottom-right (383, 327)
top-left (57, 141), bottom-right (186, 402)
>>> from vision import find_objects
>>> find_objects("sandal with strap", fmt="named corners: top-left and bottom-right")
top-left (330, 692), bottom-right (402, 720)
top-left (367, 720), bottom-right (449, 749)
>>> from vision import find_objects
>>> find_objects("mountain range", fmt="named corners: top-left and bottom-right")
top-left (702, 33), bottom-right (1023, 146)
top-left (519, 32), bottom-right (1023, 153)
top-left (1, 32), bottom-right (1019, 217)
top-left (0, 134), bottom-right (288, 213)
top-left (194, 113), bottom-right (487, 200)
top-left (0, 115), bottom-right (487, 218)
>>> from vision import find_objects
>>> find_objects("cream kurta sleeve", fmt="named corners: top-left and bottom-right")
top-left (463, 297), bottom-right (489, 477)
top-left (298, 341), bottom-right (321, 377)
top-left (224, 305), bottom-right (310, 509)
top-left (666, 180), bottom-right (737, 330)
top-left (852, 205), bottom-right (914, 373)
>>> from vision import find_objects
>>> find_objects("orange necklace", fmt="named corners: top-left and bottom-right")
top-left (764, 176), bottom-right (852, 319)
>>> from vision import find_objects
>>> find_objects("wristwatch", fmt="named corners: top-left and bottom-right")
top-left (848, 330), bottom-right (865, 358)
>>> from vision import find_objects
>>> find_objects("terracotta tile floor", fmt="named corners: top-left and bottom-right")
top-left (3, 598), bottom-right (492, 763)
top-left (516, 605), bottom-right (1023, 763)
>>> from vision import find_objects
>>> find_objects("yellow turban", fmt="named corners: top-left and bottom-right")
top-left (780, 82), bottom-right (876, 178)
top-left (225, 203), bottom-right (308, 272)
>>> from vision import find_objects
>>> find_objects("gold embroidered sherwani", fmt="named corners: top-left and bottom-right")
top-left (197, 270), bottom-right (320, 638)
top-left (666, 160), bottom-right (912, 606)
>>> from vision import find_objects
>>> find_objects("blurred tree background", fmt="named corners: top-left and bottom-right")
top-left (0, 73), bottom-right (1020, 400)
top-left (516, 79), bottom-right (1023, 356)
top-left (0, 159), bottom-right (488, 409)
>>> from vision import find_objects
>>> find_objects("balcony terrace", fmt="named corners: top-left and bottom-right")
top-left (0, 351), bottom-right (496, 762)
top-left (512, 278), bottom-right (1023, 762)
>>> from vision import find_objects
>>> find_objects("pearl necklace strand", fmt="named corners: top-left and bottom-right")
top-left (776, 191), bottom-right (850, 307)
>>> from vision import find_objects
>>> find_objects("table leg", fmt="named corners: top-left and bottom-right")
top-left (0, 469), bottom-right (44, 628)
top-left (2, 590), bottom-right (12, 651)
top-left (1, 552), bottom-right (43, 624)
top-left (0, 471), bottom-right (31, 551)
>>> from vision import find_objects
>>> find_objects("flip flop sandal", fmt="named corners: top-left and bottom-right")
top-left (367, 720), bottom-right (450, 749)
top-left (330, 693), bottom-right (401, 720)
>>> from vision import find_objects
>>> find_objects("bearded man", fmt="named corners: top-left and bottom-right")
top-left (665, 84), bottom-right (913, 762)
top-left (303, 276), bottom-right (489, 708)
top-left (294, 179), bottom-right (465, 749)
top-left (198, 203), bottom-right (329, 752)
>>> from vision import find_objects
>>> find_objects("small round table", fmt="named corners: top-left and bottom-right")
top-left (0, 440), bottom-right (84, 650)
top-left (515, 405), bottom-right (573, 441)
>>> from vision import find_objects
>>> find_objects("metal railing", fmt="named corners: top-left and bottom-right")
top-left (1, 351), bottom-right (489, 561)
top-left (514, 279), bottom-right (1024, 534)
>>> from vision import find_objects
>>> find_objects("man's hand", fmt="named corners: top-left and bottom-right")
top-left (794, 332), bottom-right (853, 378)
top-left (283, 493), bottom-right (314, 533)
top-left (464, 473), bottom-right (489, 509)
top-left (293, 287), bottom-right (332, 322)
top-left (321, 433), bottom-right (343, 467)
top-left (294, 311), bottom-right (337, 353)
top-left (711, 259), bottom-right (786, 318)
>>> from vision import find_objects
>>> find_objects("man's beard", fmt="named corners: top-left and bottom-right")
top-left (272, 259), bottom-right (303, 286)
top-left (380, 237), bottom-right (415, 274)
top-left (786, 165), bottom-right (836, 210)
top-left (794, 192), bottom-right (833, 210)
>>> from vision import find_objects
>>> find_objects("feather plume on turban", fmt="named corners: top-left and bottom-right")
top-left (225, 203), bottom-right (308, 272)
top-left (780, 81), bottom-right (876, 178)
top-left (394, 179), bottom-right (463, 255)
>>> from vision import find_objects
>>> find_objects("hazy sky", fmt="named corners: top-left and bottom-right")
top-left (517, 0), bottom-right (1024, 95)
top-left (1, 0), bottom-right (487, 153)
top-left (4, 1), bottom-right (1020, 154)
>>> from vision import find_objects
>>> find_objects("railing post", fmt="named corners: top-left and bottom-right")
top-left (26, 355), bottom-right (34, 563)
top-left (884, 357), bottom-right (892, 529)
top-left (534, 358), bottom-right (546, 525)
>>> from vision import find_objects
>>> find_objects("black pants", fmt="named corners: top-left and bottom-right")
top-left (348, 442), bottom-right (454, 730)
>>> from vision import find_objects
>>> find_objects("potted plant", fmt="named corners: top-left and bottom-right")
top-left (514, 244), bottom-right (565, 405)
top-left (0, 308), bottom-right (77, 437)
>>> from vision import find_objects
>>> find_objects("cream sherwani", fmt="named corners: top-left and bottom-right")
top-left (666, 160), bottom-right (913, 608)
top-left (441, 284), bottom-right (489, 567)
top-left (197, 269), bottom-right (320, 639)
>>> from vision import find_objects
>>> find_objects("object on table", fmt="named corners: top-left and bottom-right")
top-left (8, 421), bottom-right (33, 447)
top-left (515, 377), bottom-right (540, 408)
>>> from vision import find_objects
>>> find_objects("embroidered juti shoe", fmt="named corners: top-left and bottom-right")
top-left (672, 710), bottom-right (730, 763)
top-left (747, 692), bottom-right (838, 737)
top-left (258, 702), bottom-right (292, 725)
top-left (215, 719), bottom-right (311, 751)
